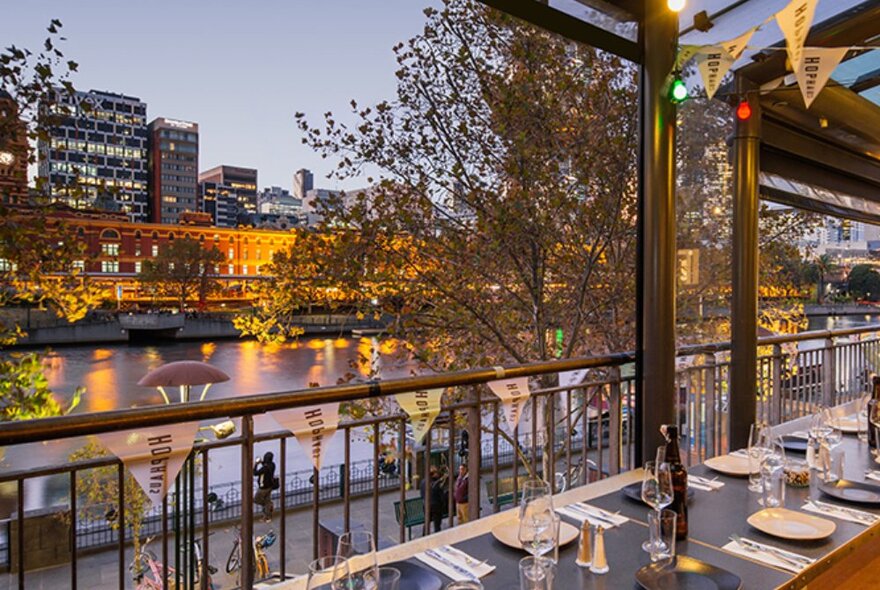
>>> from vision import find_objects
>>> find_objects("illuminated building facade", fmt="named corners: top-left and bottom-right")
top-left (147, 117), bottom-right (199, 224)
top-left (0, 90), bottom-right (28, 204)
top-left (199, 165), bottom-right (257, 226)
top-left (37, 89), bottom-right (149, 221)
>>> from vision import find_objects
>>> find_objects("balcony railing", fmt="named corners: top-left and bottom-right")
top-left (0, 323), bottom-right (877, 589)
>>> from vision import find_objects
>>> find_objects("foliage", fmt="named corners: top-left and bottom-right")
top-left (847, 264), bottom-right (880, 301)
top-left (804, 254), bottom-right (838, 304)
top-left (68, 440), bottom-right (151, 564)
top-left (138, 238), bottom-right (225, 311)
top-left (0, 352), bottom-right (81, 420)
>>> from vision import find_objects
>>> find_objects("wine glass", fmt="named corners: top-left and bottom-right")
top-left (307, 555), bottom-right (350, 590)
top-left (520, 479), bottom-right (552, 509)
top-left (748, 422), bottom-right (769, 493)
top-left (641, 459), bottom-right (672, 553)
top-left (518, 494), bottom-right (556, 579)
top-left (821, 407), bottom-right (843, 451)
top-left (336, 531), bottom-right (378, 589)
top-left (759, 437), bottom-right (786, 508)
top-left (857, 393), bottom-right (871, 443)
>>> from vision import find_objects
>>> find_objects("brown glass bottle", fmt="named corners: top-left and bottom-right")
top-left (662, 424), bottom-right (688, 539)
top-left (868, 375), bottom-right (880, 449)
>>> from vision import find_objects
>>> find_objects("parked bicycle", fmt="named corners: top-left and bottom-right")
top-left (130, 536), bottom-right (216, 590)
top-left (225, 526), bottom-right (276, 582)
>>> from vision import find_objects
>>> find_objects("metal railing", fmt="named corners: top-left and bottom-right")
top-left (0, 324), bottom-right (877, 589)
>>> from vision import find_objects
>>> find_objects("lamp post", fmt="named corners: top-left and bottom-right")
top-left (138, 361), bottom-right (230, 590)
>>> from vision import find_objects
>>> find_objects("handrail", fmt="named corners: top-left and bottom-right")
top-left (1, 322), bottom-right (878, 447)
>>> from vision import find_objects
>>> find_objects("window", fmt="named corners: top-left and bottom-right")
top-left (228, 248), bottom-right (234, 260)
top-left (228, 264), bottom-right (234, 274)
top-left (0, 258), bottom-right (11, 272)
top-left (135, 246), bottom-right (142, 257)
top-left (72, 260), bottom-right (85, 272)
top-left (152, 244), bottom-right (159, 257)
top-left (102, 243), bottom-right (120, 256)
top-left (100, 228), bottom-right (120, 240)
top-left (101, 260), bottom-right (119, 273)
top-left (256, 249), bottom-right (261, 260)
top-left (134, 261), bottom-right (142, 273)
top-left (169, 263), bottom-right (175, 271)
top-left (242, 265), bottom-right (248, 275)
top-left (243, 249), bottom-right (248, 260)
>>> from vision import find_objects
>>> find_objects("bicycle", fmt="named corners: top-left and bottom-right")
top-left (225, 526), bottom-right (276, 582)
top-left (130, 536), bottom-right (216, 590)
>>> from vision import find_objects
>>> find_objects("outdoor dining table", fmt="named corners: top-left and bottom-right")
top-left (282, 414), bottom-right (880, 590)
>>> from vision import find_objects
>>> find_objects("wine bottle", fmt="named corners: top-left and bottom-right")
top-left (868, 375), bottom-right (880, 449)
top-left (662, 424), bottom-right (688, 539)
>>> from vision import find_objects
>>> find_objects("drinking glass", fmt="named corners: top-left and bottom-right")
top-left (518, 556), bottom-right (556, 590)
top-left (307, 556), bottom-right (350, 590)
top-left (641, 459), bottom-right (673, 553)
top-left (520, 479), bottom-right (553, 509)
top-left (376, 567), bottom-right (401, 590)
top-left (336, 531), bottom-right (378, 589)
top-left (647, 509), bottom-right (677, 563)
top-left (518, 501), bottom-right (555, 562)
top-left (760, 438), bottom-right (786, 508)
top-left (870, 400), bottom-right (880, 460)
top-left (822, 407), bottom-right (843, 451)
top-left (445, 582), bottom-right (484, 590)
top-left (748, 422), bottom-right (769, 493)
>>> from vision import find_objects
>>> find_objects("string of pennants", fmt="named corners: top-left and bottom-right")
top-left (680, 0), bottom-right (876, 108)
top-left (98, 368), bottom-right (593, 505)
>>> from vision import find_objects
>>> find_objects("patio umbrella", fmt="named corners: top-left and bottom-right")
top-left (138, 360), bottom-right (230, 403)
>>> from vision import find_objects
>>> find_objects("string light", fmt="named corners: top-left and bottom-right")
top-left (669, 76), bottom-right (688, 103)
top-left (736, 100), bottom-right (752, 120)
top-left (668, 0), bottom-right (686, 12)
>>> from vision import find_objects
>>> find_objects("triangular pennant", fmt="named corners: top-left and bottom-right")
top-left (776, 0), bottom-right (819, 73)
top-left (721, 26), bottom-right (757, 62)
top-left (696, 48), bottom-right (736, 99)
top-left (794, 46), bottom-right (849, 108)
top-left (395, 388), bottom-right (443, 444)
top-left (559, 369), bottom-right (588, 389)
top-left (488, 377), bottom-right (531, 433)
top-left (273, 403), bottom-right (340, 471)
top-left (676, 45), bottom-right (702, 68)
top-left (99, 421), bottom-right (201, 507)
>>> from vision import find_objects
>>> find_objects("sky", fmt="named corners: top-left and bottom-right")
top-left (2, 0), bottom-right (437, 190)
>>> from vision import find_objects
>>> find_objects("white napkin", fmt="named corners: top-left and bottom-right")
top-left (556, 503), bottom-right (628, 528)
top-left (866, 472), bottom-right (880, 483)
top-left (414, 546), bottom-right (494, 581)
top-left (803, 501), bottom-right (879, 526)
top-left (688, 475), bottom-right (724, 491)
top-left (721, 540), bottom-right (812, 574)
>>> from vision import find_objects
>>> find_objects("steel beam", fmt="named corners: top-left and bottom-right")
top-left (730, 76), bottom-right (761, 450)
top-left (638, 0), bottom-right (678, 461)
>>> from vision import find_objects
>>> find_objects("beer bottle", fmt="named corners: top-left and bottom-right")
top-left (662, 424), bottom-right (688, 539)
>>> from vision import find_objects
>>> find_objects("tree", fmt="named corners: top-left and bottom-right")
top-left (847, 264), bottom-right (880, 301)
top-left (804, 254), bottom-right (836, 304)
top-left (138, 238), bottom-right (225, 311)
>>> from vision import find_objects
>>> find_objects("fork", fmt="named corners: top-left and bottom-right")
top-left (729, 535), bottom-right (808, 571)
top-left (440, 545), bottom-right (487, 568)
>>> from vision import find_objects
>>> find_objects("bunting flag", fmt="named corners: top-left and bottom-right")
top-left (395, 388), bottom-right (444, 444)
top-left (721, 26), bottom-right (758, 62)
top-left (273, 403), bottom-right (340, 471)
top-left (795, 46), bottom-right (849, 108)
top-left (488, 377), bottom-right (531, 433)
top-left (676, 45), bottom-right (702, 68)
top-left (99, 421), bottom-right (201, 507)
top-left (559, 369), bottom-right (588, 390)
top-left (695, 48), bottom-right (737, 99)
top-left (776, 0), bottom-right (819, 73)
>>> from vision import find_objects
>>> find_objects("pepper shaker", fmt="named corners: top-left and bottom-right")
top-left (590, 525), bottom-right (609, 574)
top-left (576, 520), bottom-right (592, 567)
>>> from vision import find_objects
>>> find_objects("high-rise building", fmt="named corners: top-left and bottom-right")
top-left (38, 89), bottom-right (149, 221)
top-left (147, 118), bottom-right (199, 224)
top-left (258, 186), bottom-right (301, 216)
top-left (0, 90), bottom-right (28, 204)
top-left (199, 165), bottom-right (258, 218)
top-left (293, 168), bottom-right (313, 201)
top-left (200, 181), bottom-right (239, 228)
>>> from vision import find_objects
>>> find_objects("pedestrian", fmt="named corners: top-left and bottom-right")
top-left (453, 464), bottom-right (469, 523)
top-left (420, 465), bottom-right (445, 533)
top-left (254, 451), bottom-right (277, 522)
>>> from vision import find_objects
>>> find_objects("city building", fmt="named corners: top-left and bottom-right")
top-left (258, 185), bottom-right (302, 218)
top-left (147, 118), bottom-right (199, 224)
top-left (301, 186), bottom-right (372, 227)
top-left (0, 90), bottom-right (28, 204)
top-left (292, 168), bottom-right (313, 201)
top-left (38, 89), bottom-right (149, 221)
top-left (803, 217), bottom-right (880, 259)
top-left (200, 181), bottom-right (240, 228)
top-left (199, 165), bottom-right (258, 221)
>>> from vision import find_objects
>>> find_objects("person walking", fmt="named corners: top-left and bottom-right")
top-left (453, 464), bottom-right (469, 524)
top-left (420, 465), bottom-right (446, 533)
top-left (254, 451), bottom-right (277, 522)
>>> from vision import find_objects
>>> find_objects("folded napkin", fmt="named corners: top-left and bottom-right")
top-left (722, 539), bottom-right (813, 574)
top-left (556, 502), bottom-right (629, 528)
top-left (866, 471), bottom-right (880, 484)
top-left (688, 475), bottom-right (724, 491)
top-left (803, 501), bottom-right (880, 526)
top-left (415, 546), bottom-right (495, 581)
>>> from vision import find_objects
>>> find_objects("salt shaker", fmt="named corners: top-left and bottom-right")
top-left (576, 520), bottom-right (592, 567)
top-left (590, 525), bottom-right (609, 574)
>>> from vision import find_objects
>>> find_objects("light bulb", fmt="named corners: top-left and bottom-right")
top-left (668, 0), bottom-right (686, 12)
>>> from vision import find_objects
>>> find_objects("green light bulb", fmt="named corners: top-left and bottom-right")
top-left (670, 79), bottom-right (688, 103)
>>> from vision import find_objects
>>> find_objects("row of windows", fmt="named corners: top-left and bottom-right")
top-left (159, 141), bottom-right (198, 154)
top-left (161, 163), bottom-right (197, 172)
top-left (158, 130), bottom-right (197, 142)
top-left (95, 261), bottom-right (261, 275)
top-left (160, 174), bottom-right (197, 183)
top-left (50, 138), bottom-right (145, 159)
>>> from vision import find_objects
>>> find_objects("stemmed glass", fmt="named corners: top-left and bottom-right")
top-left (336, 531), bottom-right (378, 589)
top-left (641, 458), bottom-right (673, 553)
top-left (748, 422), bottom-right (769, 493)
top-left (518, 485), bottom-right (556, 579)
top-left (307, 556), bottom-right (351, 590)
top-left (759, 437), bottom-right (786, 508)
top-left (520, 479), bottom-right (553, 509)
top-left (822, 407), bottom-right (843, 451)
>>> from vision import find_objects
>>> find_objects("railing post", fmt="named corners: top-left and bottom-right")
top-left (823, 337), bottom-right (835, 408)
top-left (704, 354), bottom-right (716, 459)
top-left (608, 367), bottom-right (622, 475)
top-left (467, 388), bottom-right (481, 522)
top-left (771, 344), bottom-right (783, 425)
top-left (240, 415), bottom-right (254, 590)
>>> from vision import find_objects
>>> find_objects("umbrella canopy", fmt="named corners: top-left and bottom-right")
top-left (138, 361), bottom-right (231, 387)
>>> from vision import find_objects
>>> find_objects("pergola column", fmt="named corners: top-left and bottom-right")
top-left (730, 75), bottom-right (761, 449)
top-left (638, 0), bottom-right (678, 461)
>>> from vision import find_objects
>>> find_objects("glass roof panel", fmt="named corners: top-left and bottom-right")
top-left (548, 0), bottom-right (638, 42)
top-left (833, 50), bottom-right (880, 87)
top-left (862, 86), bottom-right (880, 107)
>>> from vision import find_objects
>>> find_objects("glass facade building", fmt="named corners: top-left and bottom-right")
top-left (147, 117), bottom-right (199, 224)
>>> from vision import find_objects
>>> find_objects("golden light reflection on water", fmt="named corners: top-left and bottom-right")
top-left (200, 342), bottom-right (216, 361)
top-left (307, 339), bottom-right (324, 350)
top-left (234, 340), bottom-right (262, 392)
top-left (334, 338), bottom-right (349, 349)
top-left (84, 349), bottom-right (119, 412)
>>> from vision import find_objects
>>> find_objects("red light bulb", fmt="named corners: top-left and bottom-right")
top-left (736, 100), bottom-right (752, 121)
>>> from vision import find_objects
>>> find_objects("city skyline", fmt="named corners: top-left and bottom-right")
top-left (3, 0), bottom-right (437, 191)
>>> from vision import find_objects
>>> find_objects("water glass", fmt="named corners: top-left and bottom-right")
top-left (641, 458), bottom-right (672, 553)
top-left (760, 439), bottom-right (786, 508)
top-left (748, 422), bottom-right (768, 493)
top-left (519, 556), bottom-right (556, 590)
top-left (445, 582), bottom-right (484, 590)
top-left (818, 444), bottom-right (845, 483)
top-left (376, 567), bottom-right (401, 590)
top-left (858, 394), bottom-right (870, 444)
top-left (336, 531), bottom-right (378, 589)
top-left (869, 400), bottom-right (880, 460)
top-left (647, 509), bottom-right (677, 563)
top-left (307, 556), bottom-right (350, 590)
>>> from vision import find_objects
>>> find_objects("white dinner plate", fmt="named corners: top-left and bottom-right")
top-left (747, 507), bottom-right (836, 540)
top-left (704, 454), bottom-right (755, 476)
top-left (491, 518), bottom-right (579, 550)
top-left (838, 415), bottom-right (866, 434)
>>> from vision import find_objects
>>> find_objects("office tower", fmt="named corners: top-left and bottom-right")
top-left (147, 118), bottom-right (199, 224)
top-left (258, 185), bottom-right (301, 216)
top-left (199, 165), bottom-right (257, 219)
top-left (0, 90), bottom-right (28, 204)
top-left (38, 89), bottom-right (148, 221)
top-left (293, 168), bottom-right (313, 201)
top-left (200, 181), bottom-right (239, 228)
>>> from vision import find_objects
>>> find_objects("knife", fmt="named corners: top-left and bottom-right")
top-left (730, 536), bottom-right (808, 571)
top-left (566, 503), bottom-right (617, 525)
top-left (731, 534), bottom-right (813, 565)
top-left (575, 503), bottom-right (621, 521)
top-left (812, 500), bottom-right (878, 523)
top-left (425, 549), bottom-right (479, 581)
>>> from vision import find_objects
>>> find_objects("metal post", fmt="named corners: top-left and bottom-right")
top-left (609, 367), bottom-right (622, 474)
top-left (730, 75), bottom-right (761, 450)
top-left (704, 354), bottom-right (717, 458)
top-left (240, 415), bottom-right (255, 590)
top-left (771, 344), bottom-right (783, 424)
top-left (639, 0), bottom-right (679, 461)
top-left (823, 337), bottom-right (835, 407)
top-left (467, 388), bottom-right (481, 522)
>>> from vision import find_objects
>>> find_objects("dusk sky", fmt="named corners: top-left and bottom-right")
top-left (3, 1), bottom-right (437, 190)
